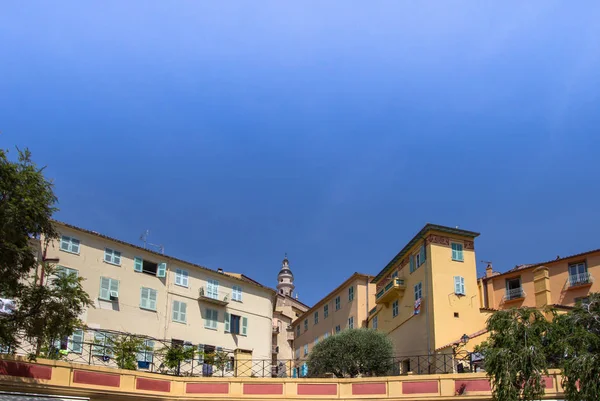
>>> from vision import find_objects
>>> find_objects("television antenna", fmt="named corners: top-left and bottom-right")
top-left (140, 229), bottom-right (164, 254)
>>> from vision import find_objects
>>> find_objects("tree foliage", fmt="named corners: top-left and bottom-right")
top-left (478, 294), bottom-right (600, 401)
top-left (0, 148), bottom-right (92, 354)
top-left (307, 329), bottom-right (393, 378)
top-left (109, 334), bottom-right (147, 370)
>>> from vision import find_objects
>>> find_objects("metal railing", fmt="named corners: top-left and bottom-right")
top-left (505, 287), bottom-right (525, 301)
top-left (568, 272), bottom-right (593, 288)
top-left (0, 330), bottom-right (479, 378)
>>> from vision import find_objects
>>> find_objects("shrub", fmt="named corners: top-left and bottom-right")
top-left (307, 329), bottom-right (393, 378)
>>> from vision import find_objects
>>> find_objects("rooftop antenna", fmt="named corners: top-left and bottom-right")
top-left (140, 229), bottom-right (165, 254)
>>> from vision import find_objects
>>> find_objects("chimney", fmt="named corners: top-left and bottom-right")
top-left (217, 268), bottom-right (223, 274)
top-left (485, 263), bottom-right (493, 278)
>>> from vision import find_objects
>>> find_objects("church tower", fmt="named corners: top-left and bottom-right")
top-left (276, 254), bottom-right (295, 297)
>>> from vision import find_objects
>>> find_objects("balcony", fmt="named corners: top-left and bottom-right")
top-left (504, 287), bottom-right (525, 302)
top-left (567, 272), bottom-right (594, 289)
top-left (369, 306), bottom-right (377, 316)
top-left (198, 287), bottom-right (229, 306)
top-left (272, 326), bottom-right (280, 335)
top-left (286, 329), bottom-right (295, 341)
top-left (375, 277), bottom-right (406, 305)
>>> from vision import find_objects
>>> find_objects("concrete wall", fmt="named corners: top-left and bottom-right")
top-left (0, 357), bottom-right (566, 400)
top-left (45, 223), bottom-right (274, 360)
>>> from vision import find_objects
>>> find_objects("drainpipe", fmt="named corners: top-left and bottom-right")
top-left (422, 236), bottom-right (431, 357)
top-left (365, 276), bottom-right (369, 327)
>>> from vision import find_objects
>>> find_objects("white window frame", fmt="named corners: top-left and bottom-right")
top-left (348, 316), bottom-right (354, 329)
top-left (99, 277), bottom-right (119, 301)
top-left (303, 344), bottom-right (308, 356)
top-left (92, 331), bottom-right (114, 357)
top-left (348, 286), bottom-right (354, 301)
top-left (451, 242), bottom-right (464, 262)
top-left (414, 282), bottom-right (422, 301)
top-left (454, 276), bottom-right (466, 295)
top-left (304, 319), bottom-right (308, 332)
top-left (60, 235), bottom-right (80, 254)
top-left (104, 248), bottom-right (121, 265)
top-left (335, 296), bottom-right (341, 310)
top-left (172, 300), bottom-right (187, 323)
top-left (175, 269), bottom-right (189, 287)
top-left (140, 287), bottom-right (157, 311)
top-left (392, 300), bottom-right (399, 317)
top-left (204, 308), bottom-right (218, 330)
top-left (324, 304), bottom-right (329, 318)
top-left (207, 279), bottom-right (219, 299)
top-left (232, 285), bottom-right (242, 302)
top-left (137, 339), bottom-right (155, 363)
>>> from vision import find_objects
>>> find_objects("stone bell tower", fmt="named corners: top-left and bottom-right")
top-left (276, 253), bottom-right (295, 297)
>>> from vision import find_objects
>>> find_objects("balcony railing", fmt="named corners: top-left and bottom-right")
top-left (505, 287), bottom-right (525, 301)
top-left (568, 272), bottom-right (593, 288)
top-left (375, 278), bottom-right (406, 305)
top-left (198, 287), bottom-right (229, 306)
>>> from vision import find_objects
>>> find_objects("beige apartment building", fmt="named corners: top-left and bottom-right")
top-left (291, 273), bottom-right (375, 361)
top-left (42, 221), bottom-right (275, 370)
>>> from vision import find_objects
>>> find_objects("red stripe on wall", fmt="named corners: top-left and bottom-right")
top-left (243, 383), bottom-right (284, 395)
top-left (403, 381), bottom-right (438, 394)
top-left (0, 361), bottom-right (52, 380)
top-left (297, 384), bottom-right (338, 395)
top-left (543, 376), bottom-right (554, 389)
top-left (352, 383), bottom-right (386, 395)
top-left (186, 383), bottom-right (229, 394)
top-left (73, 370), bottom-right (120, 387)
top-left (136, 377), bottom-right (171, 392)
top-left (455, 379), bottom-right (491, 392)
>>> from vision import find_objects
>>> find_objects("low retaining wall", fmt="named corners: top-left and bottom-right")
top-left (0, 357), bottom-right (564, 400)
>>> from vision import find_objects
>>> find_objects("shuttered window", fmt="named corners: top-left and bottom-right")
top-left (140, 287), bottom-right (157, 311)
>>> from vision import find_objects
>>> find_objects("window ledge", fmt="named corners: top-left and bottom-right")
top-left (174, 283), bottom-right (189, 288)
top-left (172, 320), bottom-right (187, 324)
top-left (104, 260), bottom-right (121, 267)
top-left (139, 307), bottom-right (157, 312)
top-left (60, 249), bottom-right (80, 255)
top-left (231, 299), bottom-right (243, 303)
top-left (452, 259), bottom-right (464, 263)
top-left (98, 297), bottom-right (116, 303)
top-left (204, 326), bottom-right (218, 331)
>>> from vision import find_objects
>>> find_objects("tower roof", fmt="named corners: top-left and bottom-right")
top-left (278, 254), bottom-right (294, 278)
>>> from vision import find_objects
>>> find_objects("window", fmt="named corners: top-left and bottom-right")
top-left (224, 313), bottom-right (246, 335)
top-left (335, 296), bottom-right (341, 310)
top-left (391, 271), bottom-right (398, 278)
top-left (67, 329), bottom-right (84, 354)
top-left (505, 278), bottom-right (523, 300)
top-left (324, 304), bottom-right (329, 318)
top-left (295, 348), bottom-right (300, 359)
top-left (175, 269), bottom-right (189, 287)
top-left (104, 248), bottom-right (121, 265)
top-left (392, 300), bottom-right (399, 317)
top-left (204, 308), bottom-right (218, 329)
top-left (335, 325), bottom-right (341, 334)
top-left (454, 276), bottom-right (466, 295)
top-left (232, 285), bottom-right (243, 301)
top-left (451, 243), bottom-right (464, 262)
top-left (60, 236), bottom-right (80, 254)
top-left (134, 257), bottom-right (166, 277)
top-left (304, 319), bottom-right (308, 332)
top-left (414, 282), bottom-right (422, 301)
top-left (207, 279), bottom-right (219, 299)
top-left (410, 245), bottom-right (427, 273)
top-left (568, 262), bottom-right (589, 286)
top-left (304, 344), bottom-right (308, 356)
top-left (314, 337), bottom-right (319, 345)
top-left (99, 277), bottom-right (119, 301)
top-left (92, 331), bottom-right (114, 357)
top-left (454, 312), bottom-right (459, 318)
top-left (575, 297), bottom-right (590, 305)
top-left (140, 287), bottom-right (158, 311)
top-left (373, 316), bottom-right (378, 330)
top-left (296, 325), bottom-right (300, 337)
top-left (348, 286), bottom-right (354, 301)
top-left (324, 332), bottom-right (329, 339)
top-left (314, 311), bottom-right (319, 325)
top-left (137, 340), bottom-right (155, 363)
top-left (348, 316), bottom-right (354, 329)
top-left (172, 300), bottom-right (187, 323)
top-left (0, 298), bottom-right (15, 314)
top-left (54, 266), bottom-right (78, 287)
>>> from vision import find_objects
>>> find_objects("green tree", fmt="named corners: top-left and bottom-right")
top-left (0, 148), bottom-right (92, 354)
top-left (307, 329), bottom-right (393, 378)
top-left (555, 293), bottom-right (600, 401)
top-left (476, 308), bottom-right (551, 401)
top-left (110, 334), bottom-right (147, 370)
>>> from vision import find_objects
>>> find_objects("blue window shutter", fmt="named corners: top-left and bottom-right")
top-left (224, 312), bottom-right (230, 332)
top-left (409, 255), bottom-right (414, 273)
top-left (461, 277), bottom-right (465, 294)
top-left (242, 317), bottom-right (248, 336)
top-left (134, 257), bottom-right (143, 272)
top-left (157, 262), bottom-right (167, 277)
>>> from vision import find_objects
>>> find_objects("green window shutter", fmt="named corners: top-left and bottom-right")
top-left (134, 257), bottom-right (143, 272)
top-left (242, 316), bottom-right (248, 336)
top-left (149, 289), bottom-right (157, 310)
top-left (409, 255), bottom-right (414, 273)
top-left (157, 262), bottom-right (167, 277)
top-left (204, 308), bottom-right (210, 328)
top-left (100, 277), bottom-right (110, 300)
top-left (70, 330), bottom-right (84, 354)
top-left (173, 301), bottom-right (180, 322)
top-left (420, 244), bottom-right (426, 264)
top-left (224, 312), bottom-right (230, 332)
top-left (180, 302), bottom-right (187, 322)
top-left (109, 279), bottom-right (119, 297)
top-left (140, 288), bottom-right (149, 309)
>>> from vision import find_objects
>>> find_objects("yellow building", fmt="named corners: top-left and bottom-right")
top-left (291, 273), bottom-right (375, 361)
top-left (480, 248), bottom-right (600, 311)
top-left (41, 221), bottom-right (276, 372)
top-left (368, 224), bottom-right (487, 370)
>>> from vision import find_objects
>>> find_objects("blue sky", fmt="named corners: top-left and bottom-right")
top-left (2, 1), bottom-right (600, 306)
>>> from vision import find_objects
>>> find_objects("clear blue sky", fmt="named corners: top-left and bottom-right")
top-left (2, 2), bottom-right (600, 306)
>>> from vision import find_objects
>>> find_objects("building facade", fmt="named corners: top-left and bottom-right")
top-left (43, 221), bottom-right (275, 369)
top-left (291, 273), bottom-right (375, 361)
top-left (368, 224), bottom-right (487, 368)
top-left (479, 248), bottom-right (600, 311)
